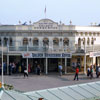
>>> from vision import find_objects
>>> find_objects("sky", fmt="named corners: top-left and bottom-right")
top-left (0, 0), bottom-right (100, 26)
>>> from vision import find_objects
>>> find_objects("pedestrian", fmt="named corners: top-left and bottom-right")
top-left (98, 66), bottom-right (100, 78)
top-left (90, 65), bottom-right (93, 79)
top-left (58, 64), bottom-right (63, 76)
top-left (87, 67), bottom-right (90, 77)
top-left (24, 67), bottom-right (28, 78)
top-left (96, 65), bottom-right (99, 78)
top-left (37, 65), bottom-right (41, 75)
top-left (74, 67), bottom-right (79, 81)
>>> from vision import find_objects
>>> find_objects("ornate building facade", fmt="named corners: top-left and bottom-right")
top-left (0, 19), bottom-right (100, 74)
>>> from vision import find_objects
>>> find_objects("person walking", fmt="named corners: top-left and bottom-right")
top-left (74, 67), bottom-right (79, 81)
top-left (98, 66), bottom-right (100, 78)
top-left (90, 65), bottom-right (93, 79)
top-left (87, 67), bottom-right (90, 77)
top-left (24, 66), bottom-right (28, 78)
top-left (58, 64), bottom-right (63, 76)
top-left (96, 65), bottom-right (99, 78)
top-left (37, 65), bottom-right (41, 75)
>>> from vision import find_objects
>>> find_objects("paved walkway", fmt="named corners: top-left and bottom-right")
top-left (0, 73), bottom-right (100, 92)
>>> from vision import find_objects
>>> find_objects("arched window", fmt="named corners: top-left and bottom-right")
top-left (78, 38), bottom-right (81, 47)
top-left (43, 38), bottom-right (49, 46)
top-left (33, 38), bottom-right (39, 46)
top-left (9, 38), bottom-right (13, 46)
top-left (23, 38), bottom-right (28, 46)
top-left (53, 38), bottom-right (59, 46)
top-left (91, 38), bottom-right (94, 45)
top-left (82, 38), bottom-right (85, 45)
top-left (4, 37), bottom-right (8, 46)
top-left (87, 38), bottom-right (90, 45)
top-left (63, 38), bottom-right (69, 46)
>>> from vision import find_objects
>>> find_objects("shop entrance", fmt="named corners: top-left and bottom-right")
top-left (48, 58), bottom-right (58, 72)
top-left (28, 58), bottom-right (45, 73)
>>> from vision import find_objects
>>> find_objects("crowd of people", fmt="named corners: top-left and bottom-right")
top-left (0, 62), bottom-right (100, 80)
top-left (58, 63), bottom-right (100, 81)
top-left (0, 62), bottom-right (41, 77)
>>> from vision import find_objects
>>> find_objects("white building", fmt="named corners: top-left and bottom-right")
top-left (0, 19), bottom-right (100, 74)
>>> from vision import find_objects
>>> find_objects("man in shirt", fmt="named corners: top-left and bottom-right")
top-left (58, 64), bottom-right (63, 76)
top-left (74, 67), bottom-right (79, 81)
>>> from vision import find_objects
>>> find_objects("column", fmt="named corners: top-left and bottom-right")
top-left (2, 38), bottom-right (4, 88)
top-left (45, 58), bottom-right (48, 75)
top-left (84, 40), bottom-right (86, 74)
top-left (27, 45), bottom-right (28, 74)
top-left (7, 54), bottom-right (9, 75)
top-left (84, 54), bottom-right (86, 74)
top-left (65, 58), bottom-right (67, 74)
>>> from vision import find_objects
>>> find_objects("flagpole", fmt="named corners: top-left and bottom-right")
top-left (44, 6), bottom-right (46, 19)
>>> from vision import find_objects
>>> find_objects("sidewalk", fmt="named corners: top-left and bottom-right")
top-left (0, 73), bottom-right (100, 92)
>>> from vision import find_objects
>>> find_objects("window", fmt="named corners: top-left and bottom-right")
top-left (33, 38), bottom-right (39, 46)
top-left (9, 38), bottom-right (13, 46)
top-left (4, 37), bottom-right (8, 46)
top-left (53, 38), bottom-right (59, 46)
top-left (91, 38), bottom-right (94, 45)
top-left (43, 38), bottom-right (49, 46)
top-left (82, 38), bottom-right (85, 45)
top-left (63, 38), bottom-right (69, 46)
top-left (23, 38), bottom-right (28, 46)
top-left (78, 38), bottom-right (81, 47)
top-left (87, 38), bottom-right (90, 45)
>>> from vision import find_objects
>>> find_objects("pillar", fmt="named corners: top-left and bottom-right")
top-left (45, 58), bottom-right (48, 75)
top-left (84, 54), bottom-right (86, 74)
top-left (7, 54), bottom-right (9, 75)
top-left (65, 58), bottom-right (67, 74)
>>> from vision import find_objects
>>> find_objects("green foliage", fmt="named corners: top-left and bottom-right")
top-left (4, 84), bottom-right (14, 90)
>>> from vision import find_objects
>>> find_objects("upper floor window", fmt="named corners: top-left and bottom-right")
top-left (53, 38), bottom-right (59, 46)
top-left (85, 32), bottom-right (88, 36)
top-left (82, 38), bottom-right (85, 45)
top-left (87, 38), bottom-right (90, 45)
top-left (78, 38), bottom-right (81, 47)
top-left (63, 38), bottom-right (69, 46)
top-left (23, 38), bottom-right (28, 46)
top-left (9, 38), bottom-right (13, 46)
top-left (33, 38), bottom-right (39, 46)
top-left (80, 32), bottom-right (83, 36)
top-left (91, 37), bottom-right (96, 45)
top-left (4, 37), bottom-right (8, 46)
top-left (43, 38), bottom-right (49, 46)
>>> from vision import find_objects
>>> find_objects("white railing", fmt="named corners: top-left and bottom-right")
top-left (0, 45), bottom-right (100, 53)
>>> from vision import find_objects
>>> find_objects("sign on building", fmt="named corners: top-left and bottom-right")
top-left (90, 52), bottom-right (100, 57)
top-left (22, 53), bottom-right (72, 58)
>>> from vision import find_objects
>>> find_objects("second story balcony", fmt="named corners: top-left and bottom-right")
top-left (0, 45), bottom-right (100, 54)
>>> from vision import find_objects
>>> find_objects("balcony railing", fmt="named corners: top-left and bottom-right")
top-left (0, 45), bottom-right (100, 54)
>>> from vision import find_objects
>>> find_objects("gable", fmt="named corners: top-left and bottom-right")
top-left (33, 19), bottom-right (58, 30)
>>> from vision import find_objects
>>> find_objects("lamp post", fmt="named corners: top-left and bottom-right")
top-left (1, 39), bottom-right (4, 88)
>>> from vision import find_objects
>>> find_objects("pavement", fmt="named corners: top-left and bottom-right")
top-left (0, 73), bottom-right (100, 92)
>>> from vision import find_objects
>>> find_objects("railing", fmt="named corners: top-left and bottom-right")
top-left (0, 45), bottom-right (100, 53)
